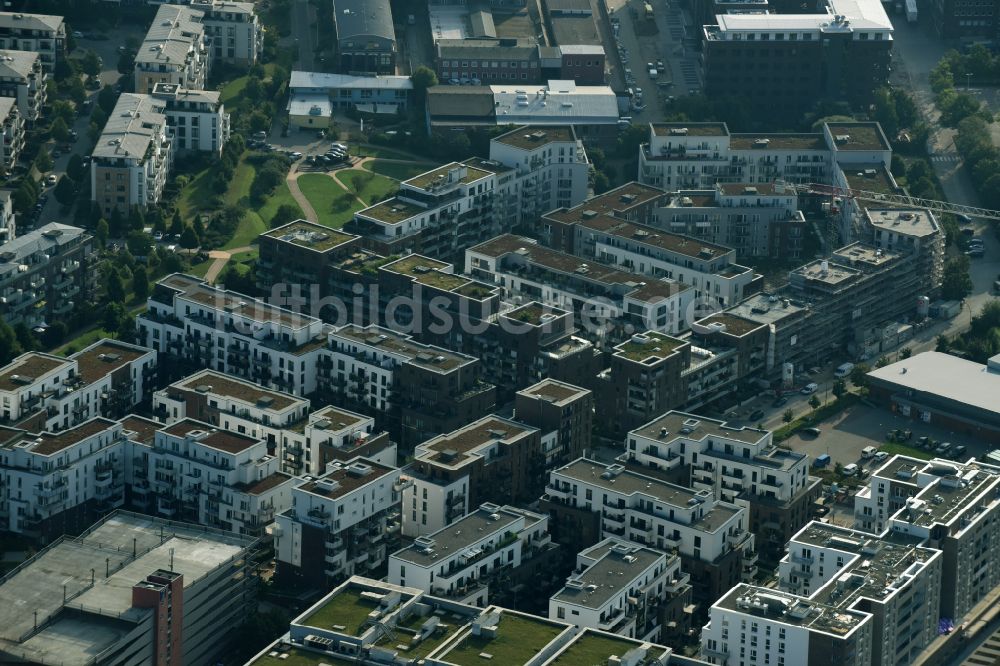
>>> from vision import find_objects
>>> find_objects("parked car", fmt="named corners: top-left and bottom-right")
top-left (46, 174), bottom-right (57, 185)
top-left (842, 463), bottom-right (859, 477)
top-left (772, 396), bottom-right (788, 408)
top-left (800, 382), bottom-right (819, 395)
top-left (861, 446), bottom-right (877, 459)
top-left (749, 409), bottom-right (764, 421)
top-left (935, 441), bottom-right (952, 455)
top-left (802, 427), bottom-right (821, 437)
top-left (290, 151), bottom-right (303, 159)
top-left (813, 453), bottom-right (831, 468)
top-left (873, 451), bottom-right (889, 463)
top-left (153, 231), bottom-right (163, 241)
top-left (331, 142), bottom-right (348, 151)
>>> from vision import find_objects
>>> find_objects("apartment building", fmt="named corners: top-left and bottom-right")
top-left (654, 183), bottom-right (807, 260)
top-left (0, 12), bottom-right (64, 71)
top-left (321, 324), bottom-right (496, 448)
top-left (864, 207), bottom-right (944, 295)
top-left (514, 379), bottom-right (593, 469)
top-left (281, 404), bottom-right (395, 476)
top-left (0, 511), bottom-right (258, 666)
top-left (545, 458), bottom-right (757, 612)
top-left (858, 455), bottom-right (1000, 621)
top-left (91, 93), bottom-right (173, 215)
top-left (549, 537), bottom-right (688, 642)
top-left (0, 96), bottom-right (22, 172)
top-left (625, 411), bottom-right (820, 566)
top-left (0, 418), bottom-right (124, 538)
top-left (467, 234), bottom-right (696, 338)
top-left (0, 223), bottom-right (94, 330)
top-left (401, 416), bottom-right (542, 538)
top-left (129, 417), bottom-right (293, 537)
top-left (273, 457), bottom-right (403, 586)
top-left (150, 82), bottom-right (230, 154)
top-left (345, 126), bottom-right (590, 263)
top-left (776, 522), bottom-right (942, 666)
top-left (701, 0), bottom-right (892, 119)
top-left (136, 273), bottom-right (329, 395)
top-left (389, 503), bottom-right (556, 607)
top-left (191, 0), bottom-right (262, 67)
top-left (0, 189), bottom-right (11, 244)
top-left (0, 49), bottom-right (45, 124)
top-left (701, 584), bottom-right (873, 666)
top-left (135, 4), bottom-right (209, 93)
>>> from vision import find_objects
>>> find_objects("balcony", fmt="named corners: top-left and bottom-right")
top-left (666, 572), bottom-right (690, 595)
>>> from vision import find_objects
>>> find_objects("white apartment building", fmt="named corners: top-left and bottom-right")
top-left (136, 273), bottom-right (329, 396)
top-left (0, 97), bottom-right (22, 172)
top-left (0, 417), bottom-right (124, 536)
top-left (858, 455), bottom-right (1000, 622)
top-left (280, 404), bottom-right (395, 476)
top-left (701, 584), bottom-right (873, 666)
top-left (546, 458), bottom-right (757, 604)
top-left (864, 207), bottom-right (945, 293)
top-left (0, 340), bottom-right (156, 433)
top-left (389, 503), bottom-right (551, 607)
top-left (274, 457), bottom-right (404, 584)
top-left (191, 0), bottom-right (262, 67)
top-left (150, 82), bottom-right (230, 154)
top-left (130, 417), bottom-right (294, 537)
top-left (0, 50), bottom-right (45, 124)
top-left (549, 537), bottom-right (683, 641)
top-left (91, 93), bottom-right (173, 215)
top-left (0, 190), bottom-right (12, 244)
top-left (134, 4), bottom-right (209, 93)
top-left (775, 522), bottom-right (941, 666)
top-left (0, 12), bottom-right (64, 71)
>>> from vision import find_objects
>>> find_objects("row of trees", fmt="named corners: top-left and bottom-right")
top-left (930, 53), bottom-right (994, 128)
top-left (938, 301), bottom-right (1000, 363)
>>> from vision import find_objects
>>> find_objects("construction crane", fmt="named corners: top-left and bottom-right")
top-left (779, 181), bottom-right (1000, 221)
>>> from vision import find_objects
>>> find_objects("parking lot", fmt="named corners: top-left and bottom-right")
top-left (781, 403), bottom-right (988, 472)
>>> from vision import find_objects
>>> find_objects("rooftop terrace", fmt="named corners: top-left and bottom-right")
top-left (264, 221), bottom-right (356, 252)
top-left (177, 370), bottom-right (302, 411)
top-left (433, 610), bottom-right (568, 665)
top-left (493, 125), bottom-right (577, 150)
top-left (614, 332), bottom-right (687, 363)
top-left (404, 163), bottom-right (491, 191)
top-left (0, 353), bottom-right (69, 392)
top-left (828, 123), bottom-right (889, 151)
top-left (633, 411), bottom-right (767, 446)
top-left (716, 584), bottom-right (868, 637)
top-left (652, 122), bottom-right (729, 137)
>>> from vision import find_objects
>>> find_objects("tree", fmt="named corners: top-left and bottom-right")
top-left (0, 319), bottom-right (21, 365)
top-left (410, 65), bottom-right (438, 107)
top-left (106, 269), bottom-right (125, 303)
top-left (51, 100), bottom-right (76, 125)
top-left (936, 334), bottom-right (950, 353)
top-left (876, 355), bottom-right (891, 368)
top-left (247, 109), bottom-right (271, 134)
top-left (169, 210), bottom-right (184, 237)
top-left (95, 218), bottom-right (109, 249)
top-left (13, 323), bottom-right (38, 351)
top-left (179, 225), bottom-right (200, 249)
top-left (103, 302), bottom-right (131, 339)
top-left (832, 379), bottom-right (847, 398)
top-left (890, 154), bottom-right (906, 177)
top-left (983, 174), bottom-right (1000, 209)
top-left (899, 347), bottom-right (912, 360)
top-left (192, 215), bottom-right (206, 239)
top-left (782, 409), bottom-right (794, 423)
top-left (97, 85), bottom-right (118, 114)
top-left (270, 203), bottom-right (300, 229)
top-left (53, 175), bottom-right (77, 205)
top-left (81, 50), bottom-right (102, 77)
top-left (41, 321), bottom-right (68, 348)
top-left (117, 51), bottom-right (134, 75)
top-left (849, 363), bottom-right (871, 388)
top-left (66, 154), bottom-right (85, 182)
top-left (941, 256), bottom-right (973, 300)
top-left (64, 76), bottom-right (86, 105)
top-left (808, 395), bottom-right (821, 409)
top-left (126, 230), bottom-right (152, 257)
top-left (244, 76), bottom-right (264, 102)
top-left (35, 147), bottom-right (53, 173)
top-left (132, 266), bottom-right (149, 302)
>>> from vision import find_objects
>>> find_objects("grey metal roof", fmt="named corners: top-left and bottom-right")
top-left (333, 0), bottom-right (394, 43)
top-left (135, 4), bottom-right (204, 67)
top-left (0, 223), bottom-right (87, 278)
top-left (0, 50), bottom-right (38, 80)
top-left (0, 11), bottom-right (64, 33)
top-left (93, 94), bottom-right (167, 161)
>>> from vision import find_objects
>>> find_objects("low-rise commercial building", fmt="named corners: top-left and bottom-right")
top-left (288, 71), bottom-right (412, 125)
top-left (91, 93), bottom-right (173, 215)
top-left (550, 537), bottom-right (688, 642)
top-left (0, 12), bottom-right (64, 71)
top-left (333, 0), bottom-right (396, 74)
top-left (625, 411), bottom-right (819, 566)
top-left (273, 457), bottom-right (403, 586)
top-left (0, 49), bottom-right (45, 124)
top-left (389, 503), bottom-right (556, 607)
top-left (0, 511), bottom-right (258, 665)
top-left (135, 4), bottom-right (209, 93)
top-left (0, 223), bottom-right (95, 330)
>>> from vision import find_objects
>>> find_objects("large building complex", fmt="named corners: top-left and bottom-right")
top-left (135, 4), bottom-right (210, 93)
top-left (0, 11), bottom-right (64, 71)
top-left (0, 511), bottom-right (258, 665)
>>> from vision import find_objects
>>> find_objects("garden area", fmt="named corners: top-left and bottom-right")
top-left (297, 174), bottom-right (362, 228)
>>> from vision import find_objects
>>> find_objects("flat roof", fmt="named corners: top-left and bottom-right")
top-left (652, 122), bottom-right (729, 137)
top-left (332, 0), bottom-right (394, 42)
top-left (516, 379), bottom-right (590, 405)
top-left (554, 458), bottom-right (702, 509)
top-left (357, 197), bottom-right (426, 225)
top-left (404, 162), bottom-right (492, 190)
top-left (71, 340), bottom-right (151, 385)
top-left (433, 610), bottom-right (568, 665)
top-left (418, 416), bottom-right (536, 466)
top-left (868, 352), bottom-right (1000, 420)
top-left (0, 11), bottom-right (64, 32)
top-left (7, 418), bottom-right (118, 456)
top-left (715, 0), bottom-right (892, 32)
top-left (176, 370), bottom-right (303, 411)
top-left (493, 125), bottom-right (577, 151)
top-left (119, 415), bottom-right (161, 445)
top-left (0, 223), bottom-right (89, 279)
top-left (791, 258), bottom-right (859, 286)
top-left (392, 506), bottom-right (538, 567)
top-left (633, 411), bottom-right (767, 446)
top-left (235, 472), bottom-right (294, 496)
top-left (491, 80), bottom-right (620, 123)
top-left (730, 133), bottom-right (826, 151)
top-left (159, 273), bottom-right (319, 329)
top-left (901, 460), bottom-right (1000, 528)
top-left (163, 419), bottom-right (262, 453)
top-left (297, 458), bottom-right (396, 500)
top-left (310, 406), bottom-right (367, 432)
top-left (725, 293), bottom-right (806, 325)
top-left (290, 70), bottom-right (412, 90)
top-left (572, 215), bottom-right (736, 263)
top-left (866, 208), bottom-right (939, 238)
top-left (546, 182), bottom-right (666, 222)
top-left (552, 541), bottom-right (663, 610)
top-left (695, 312), bottom-right (767, 337)
top-left (714, 584), bottom-right (869, 637)
top-left (843, 163), bottom-right (897, 195)
top-left (0, 512), bottom-right (250, 665)
top-left (0, 49), bottom-right (40, 79)
top-left (0, 352), bottom-right (70, 391)
top-left (548, 630), bottom-right (671, 666)
top-left (332, 325), bottom-right (473, 372)
top-left (614, 332), bottom-right (687, 363)
top-left (828, 123), bottom-right (889, 151)
top-left (264, 221), bottom-right (356, 252)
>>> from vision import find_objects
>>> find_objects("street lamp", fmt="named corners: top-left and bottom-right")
top-left (966, 73), bottom-right (972, 91)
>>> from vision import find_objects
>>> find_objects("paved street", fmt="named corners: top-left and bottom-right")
top-left (291, 0), bottom-right (318, 71)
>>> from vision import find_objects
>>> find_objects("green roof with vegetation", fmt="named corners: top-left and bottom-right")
top-left (438, 613), bottom-right (565, 666)
top-left (616, 333), bottom-right (685, 362)
top-left (551, 634), bottom-right (647, 666)
top-left (300, 588), bottom-right (380, 637)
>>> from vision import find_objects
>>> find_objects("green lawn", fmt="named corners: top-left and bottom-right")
top-left (54, 328), bottom-right (113, 356)
top-left (363, 159), bottom-right (438, 182)
top-left (255, 180), bottom-right (303, 228)
top-left (297, 173), bottom-right (362, 228)
top-left (188, 258), bottom-right (214, 279)
top-left (354, 145), bottom-right (421, 160)
top-left (302, 589), bottom-right (379, 636)
top-left (551, 634), bottom-right (641, 665)
top-left (881, 442), bottom-right (934, 460)
top-left (249, 647), bottom-right (329, 666)
top-left (177, 165), bottom-right (218, 221)
top-left (337, 169), bottom-right (398, 205)
top-left (441, 614), bottom-right (565, 666)
top-left (220, 64), bottom-right (279, 111)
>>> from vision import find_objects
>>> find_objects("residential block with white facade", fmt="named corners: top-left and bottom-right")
top-left (0, 50), bottom-right (45, 124)
top-left (134, 4), bottom-right (209, 93)
top-left (0, 12), bottom-right (64, 72)
top-left (0, 96), bottom-right (22, 173)
top-left (150, 82), bottom-right (230, 154)
top-left (191, 0), bottom-right (261, 67)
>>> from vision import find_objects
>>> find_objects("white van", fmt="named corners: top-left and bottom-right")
top-left (835, 362), bottom-right (855, 378)
top-left (801, 382), bottom-right (818, 395)
top-left (842, 463), bottom-right (859, 477)
top-left (861, 446), bottom-right (877, 459)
